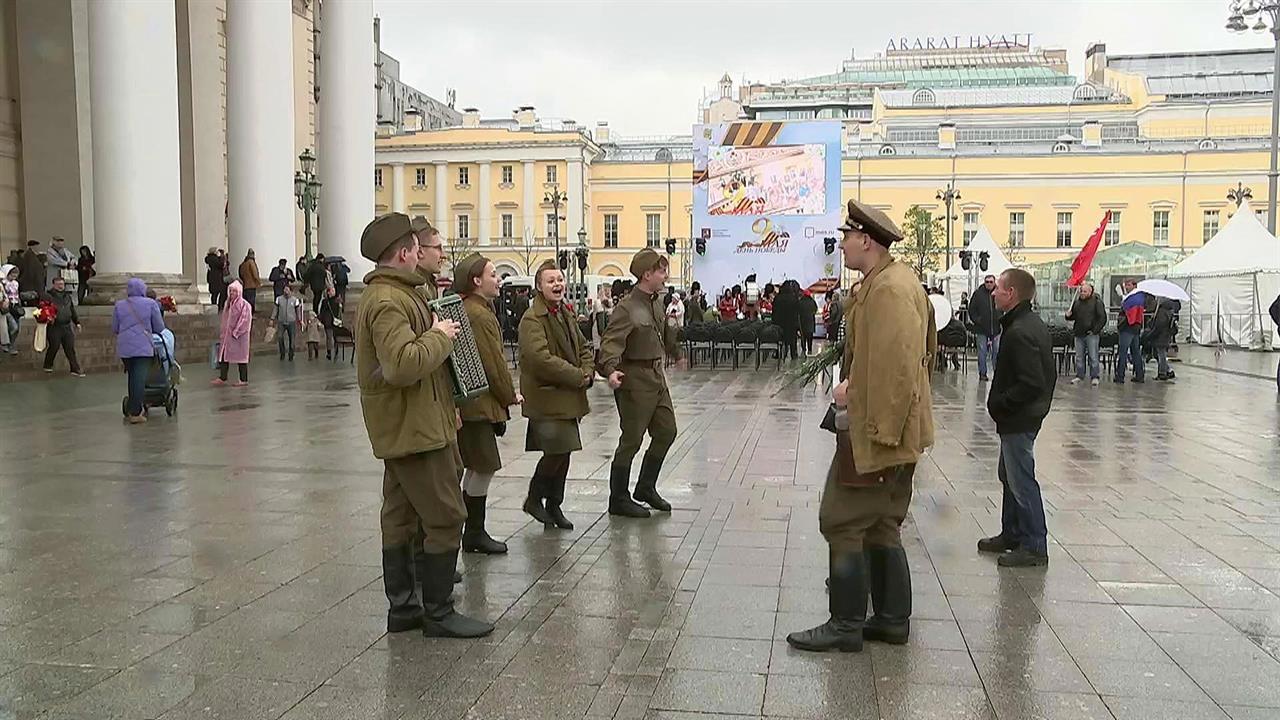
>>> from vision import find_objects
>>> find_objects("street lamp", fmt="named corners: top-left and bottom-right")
top-left (656, 148), bottom-right (673, 277)
top-left (936, 182), bottom-right (961, 268)
top-left (1227, 0), bottom-right (1280, 233)
top-left (1228, 181), bottom-right (1254, 207)
top-left (575, 227), bottom-right (588, 307)
top-left (294, 148), bottom-right (321, 260)
top-left (544, 185), bottom-right (567, 260)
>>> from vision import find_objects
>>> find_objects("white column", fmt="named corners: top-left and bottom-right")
top-left (88, 0), bottom-right (182, 274)
top-left (522, 160), bottom-right (536, 241)
top-left (318, 0), bottom-right (374, 277)
top-left (390, 162), bottom-right (406, 213)
top-left (434, 161), bottom-right (448, 235)
top-left (478, 161), bottom-right (491, 246)
top-left (228, 0), bottom-right (295, 268)
top-left (567, 158), bottom-right (585, 244)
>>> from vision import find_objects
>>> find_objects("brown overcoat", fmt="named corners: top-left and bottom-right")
top-left (519, 293), bottom-right (593, 421)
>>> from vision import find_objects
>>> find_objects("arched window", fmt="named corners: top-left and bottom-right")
top-left (878, 144), bottom-right (897, 156)
top-left (1072, 84), bottom-right (1099, 101)
top-left (911, 88), bottom-right (935, 106)
top-left (1052, 142), bottom-right (1070, 153)
top-left (1198, 138), bottom-right (1217, 150)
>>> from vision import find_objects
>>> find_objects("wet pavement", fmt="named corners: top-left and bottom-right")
top-left (2, 355), bottom-right (1280, 719)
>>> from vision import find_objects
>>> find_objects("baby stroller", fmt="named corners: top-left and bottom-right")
top-left (121, 334), bottom-right (179, 417)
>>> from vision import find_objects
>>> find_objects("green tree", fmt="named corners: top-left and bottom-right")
top-left (893, 205), bottom-right (944, 279)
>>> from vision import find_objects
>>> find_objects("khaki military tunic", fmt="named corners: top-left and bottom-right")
top-left (597, 289), bottom-right (678, 473)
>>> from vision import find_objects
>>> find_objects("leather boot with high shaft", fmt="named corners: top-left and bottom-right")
top-left (863, 546), bottom-right (911, 644)
top-left (522, 473), bottom-right (554, 525)
top-left (608, 464), bottom-right (650, 518)
top-left (414, 540), bottom-right (460, 593)
top-left (461, 493), bottom-right (508, 554)
top-left (420, 549), bottom-right (494, 639)
top-left (633, 455), bottom-right (671, 512)
top-left (543, 466), bottom-right (574, 530)
top-left (785, 550), bottom-right (868, 652)
top-left (382, 545), bottom-right (423, 632)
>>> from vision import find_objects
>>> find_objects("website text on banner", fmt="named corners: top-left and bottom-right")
top-left (691, 120), bottom-right (843, 295)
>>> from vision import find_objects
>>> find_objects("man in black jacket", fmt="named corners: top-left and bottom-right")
top-left (967, 274), bottom-right (1003, 381)
top-left (979, 268), bottom-right (1054, 568)
top-left (42, 276), bottom-right (84, 376)
top-left (1065, 283), bottom-right (1107, 386)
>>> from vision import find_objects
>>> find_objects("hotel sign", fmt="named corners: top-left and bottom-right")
top-left (887, 33), bottom-right (1032, 53)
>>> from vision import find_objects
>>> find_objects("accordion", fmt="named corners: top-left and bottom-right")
top-left (429, 294), bottom-right (490, 402)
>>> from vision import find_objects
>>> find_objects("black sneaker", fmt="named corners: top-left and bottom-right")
top-left (977, 535), bottom-right (1018, 554)
top-left (997, 548), bottom-right (1049, 568)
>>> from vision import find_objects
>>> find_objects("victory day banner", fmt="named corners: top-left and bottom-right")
top-left (691, 120), bottom-right (843, 294)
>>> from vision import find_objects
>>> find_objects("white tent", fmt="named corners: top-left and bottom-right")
top-left (941, 225), bottom-right (1014, 307)
top-left (1166, 200), bottom-right (1280, 349)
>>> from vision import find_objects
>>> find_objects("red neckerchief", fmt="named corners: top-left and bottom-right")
top-left (547, 303), bottom-right (559, 316)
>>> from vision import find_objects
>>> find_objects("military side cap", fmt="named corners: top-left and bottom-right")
top-left (409, 215), bottom-right (434, 235)
top-left (629, 247), bottom-right (667, 279)
top-left (360, 212), bottom-right (415, 263)
top-left (838, 200), bottom-right (903, 247)
top-left (452, 252), bottom-right (490, 294)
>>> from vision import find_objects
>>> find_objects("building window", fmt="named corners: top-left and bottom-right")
top-left (646, 214), bottom-right (661, 248)
top-left (1152, 210), bottom-right (1170, 246)
top-left (1056, 211), bottom-right (1073, 248)
top-left (374, 168), bottom-right (383, 187)
top-left (546, 213), bottom-right (558, 239)
top-left (1008, 212), bottom-right (1025, 248)
top-left (962, 212), bottom-right (979, 246)
top-left (1104, 210), bottom-right (1121, 246)
top-left (604, 214), bottom-right (619, 248)
top-left (501, 214), bottom-right (513, 239)
top-left (546, 165), bottom-right (558, 184)
top-left (501, 165), bottom-right (513, 184)
top-left (1202, 210), bottom-right (1219, 244)
top-left (458, 166), bottom-right (469, 186)
top-left (457, 214), bottom-right (470, 239)
top-left (415, 167), bottom-right (426, 186)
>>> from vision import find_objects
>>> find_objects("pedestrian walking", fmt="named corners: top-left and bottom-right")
top-left (41, 276), bottom-right (83, 376)
top-left (799, 288), bottom-right (818, 355)
top-left (967, 274), bottom-right (1003, 381)
top-left (272, 284), bottom-right (303, 361)
top-left (305, 253), bottom-right (329, 314)
top-left (453, 253), bottom-right (521, 550)
top-left (355, 212), bottom-right (492, 639)
top-left (979, 268), bottom-right (1055, 568)
top-left (112, 278), bottom-right (166, 424)
top-left (1145, 298), bottom-right (1178, 381)
top-left (317, 287), bottom-right (342, 361)
top-left (76, 246), bottom-right (95, 305)
top-left (1114, 279), bottom-right (1144, 383)
top-left (787, 200), bottom-right (934, 653)
top-left (212, 281), bottom-right (252, 386)
top-left (519, 259), bottom-right (595, 527)
top-left (1065, 282), bottom-right (1106, 385)
top-left (238, 249), bottom-right (261, 313)
top-left (205, 247), bottom-right (229, 311)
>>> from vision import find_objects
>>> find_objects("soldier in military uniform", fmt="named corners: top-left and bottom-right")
top-left (597, 248), bottom-right (678, 518)
top-left (786, 200), bottom-right (935, 653)
top-left (453, 252), bottom-right (521, 554)
top-left (519, 259), bottom-right (594, 529)
top-left (354, 213), bottom-right (492, 639)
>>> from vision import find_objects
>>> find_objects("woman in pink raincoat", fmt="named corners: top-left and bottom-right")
top-left (213, 280), bottom-right (253, 386)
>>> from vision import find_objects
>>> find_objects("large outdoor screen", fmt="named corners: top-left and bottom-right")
top-left (705, 144), bottom-right (827, 217)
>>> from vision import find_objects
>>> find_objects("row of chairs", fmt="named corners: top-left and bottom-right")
top-left (685, 338), bottom-right (785, 370)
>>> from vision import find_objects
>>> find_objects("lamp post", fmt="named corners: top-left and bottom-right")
top-left (544, 185), bottom-right (567, 263)
top-left (294, 148), bottom-right (321, 260)
top-left (656, 147), bottom-right (673, 263)
top-left (1228, 181), bottom-right (1254, 208)
top-left (936, 182), bottom-right (961, 268)
top-left (1227, 0), bottom-right (1280, 233)
top-left (575, 227), bottom-right (588, 307)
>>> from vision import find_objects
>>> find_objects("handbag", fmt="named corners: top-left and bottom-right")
top-left (33, 322), bottom-right (47, 353)
top-left (263, 324), bottom-right (276, 344)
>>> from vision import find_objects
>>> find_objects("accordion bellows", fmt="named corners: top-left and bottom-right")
top-left (428, 294), bottom-right (490, 402)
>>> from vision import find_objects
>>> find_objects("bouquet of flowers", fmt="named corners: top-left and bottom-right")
top-left (159, 295), bottom-right (177, 313)
top-left (33, 300), bottom-right (57, 324)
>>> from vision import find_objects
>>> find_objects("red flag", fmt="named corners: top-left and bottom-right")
top-left (1067, 211), bottom-right (1110, 287)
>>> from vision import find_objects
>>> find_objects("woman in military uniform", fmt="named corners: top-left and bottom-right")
top-left (453, 253), bottom-right (521, 554)
top-left (518, 259), bottom-right (594, 530)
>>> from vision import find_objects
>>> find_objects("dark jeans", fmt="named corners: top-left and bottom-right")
top-left (782, 331), bottom-right (798, 360)
top-left (997, 430), bottom-right (1047, 555)
top-left (243, 288), bottom-right (257, 312)
top-left (218, 361), bottom-right (248, 382)
top-left (43, 324), bottom-right (81, 373)
top-left (124, 356), bottom-right (150, 417)
top-left (277, 323), bottom-right (296, 359)
top-left (211, 286), bottom-right (227, 311)
top-left (1114, 329), bottom-right (1144, 381)
top-left (976, 333), bottom-right (1000, 378)
top-left (801, 331), bottom-right (814, 355)
top-left (77, 281), bottom-right (89, 304)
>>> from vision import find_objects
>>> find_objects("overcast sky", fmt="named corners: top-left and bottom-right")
top-left (373, 0), bottom-right (1271, 137)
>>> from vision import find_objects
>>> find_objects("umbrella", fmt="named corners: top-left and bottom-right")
top-left (1135, 279), bottom-right (1189, 303)
top-left (928, 294), bottom-right (953, 329)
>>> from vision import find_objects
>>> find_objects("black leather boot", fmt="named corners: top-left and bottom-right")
top-left (633, 455), bottom-right (671, 512)
top-left (382, 545), bottom-right (423, 633)
top-left (522, 473), bottom-right (553, 525)
top-left (461, 493), bottom-right (508, 554)
top-left (414, 540), bottom-right (461, 592)
top-left (420, 549), bottom-right (494, 638)
top-left (785, 550), bottom-right (867, 652)
top-left (608, 464), bottom-right (650, 518)
top-left (541, 461), bottom-right (574, 530)
top-left (863, 545), bottom-right (911, 645)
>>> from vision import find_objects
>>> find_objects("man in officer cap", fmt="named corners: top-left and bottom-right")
top-left (597, 247), bottom-right (678, 518)
top-left (786, 199), bottom-right (935, 653)
top-left (354, 212), bottom-right (493, 638)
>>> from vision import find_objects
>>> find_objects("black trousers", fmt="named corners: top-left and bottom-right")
top-left (211, 286), bottom-right (227, 311)
top-left (218, 361), bottom-right (248, 382)
top-left (801, 331), bottom-right (814, 355)
top-left (43, 324), bottom-right (81, 373)
top-left (782, 331), bottom-right (799, 360)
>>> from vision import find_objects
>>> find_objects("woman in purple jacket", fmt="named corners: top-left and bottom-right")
top-left (111, 277), bottom-right (166, 424)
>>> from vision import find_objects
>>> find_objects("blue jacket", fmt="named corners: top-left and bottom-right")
top-left (111, 278), bottom-right (166, 359)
